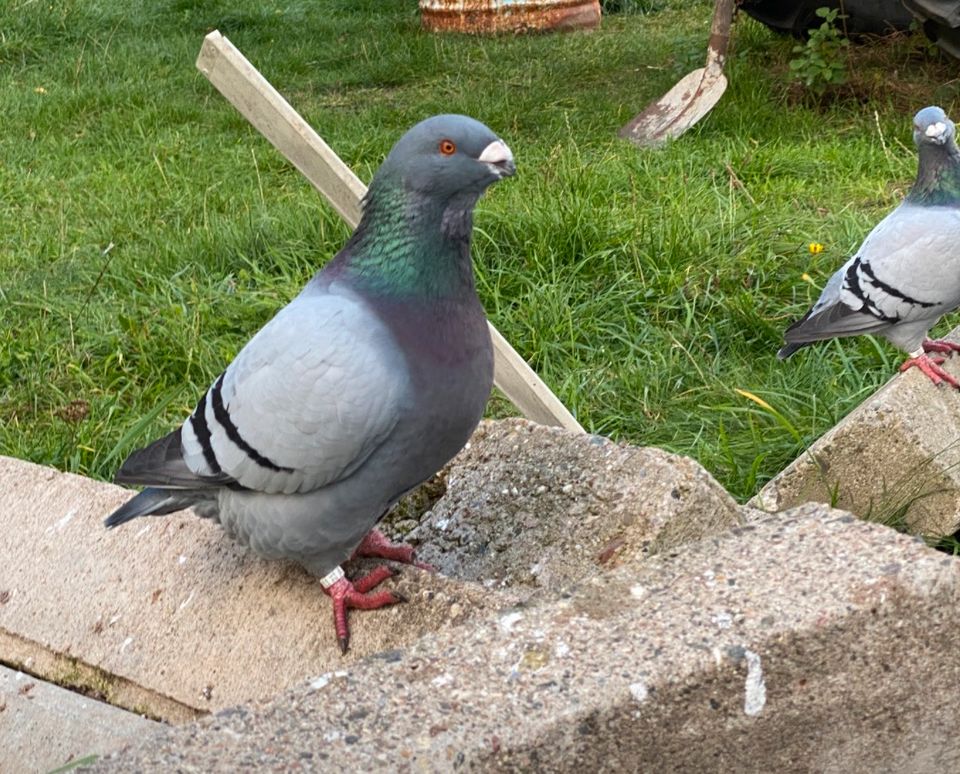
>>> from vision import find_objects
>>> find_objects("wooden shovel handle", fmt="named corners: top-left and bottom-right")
top-left (705, 0), bottom-right (737, 75)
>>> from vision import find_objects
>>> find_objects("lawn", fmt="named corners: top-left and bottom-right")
top-left (1, 0), bottom-right (959, 503)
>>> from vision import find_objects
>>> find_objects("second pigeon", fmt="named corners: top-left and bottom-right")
top-left (779, 105), bottom-right (960, 387)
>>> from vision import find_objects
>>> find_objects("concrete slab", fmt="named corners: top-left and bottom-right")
top-left (90, 505), bottom-right (960, 773)
top-left (401, 419), bottom-right (743, 590)
top-left (0, 455), bottom-right (514, 724)
top-left (0, 665), bottom-right (158, 773)
top-left (0, 420), bottom-right (736, 724)
top-left (753, 330), bottom-right (960, 537)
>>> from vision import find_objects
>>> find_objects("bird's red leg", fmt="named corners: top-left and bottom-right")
top-left (899, 352), bottom-right (960, 389)
top-left (320, 566), bottom-right (404, 654)
top-left (351, 528), bottom-right (435, 571)
top-left (922, 338), bottom-right (960, 355)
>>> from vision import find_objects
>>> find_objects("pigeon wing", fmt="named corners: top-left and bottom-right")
top-left (118, 285), bottom-right (408, 496)
top-left (114, 427), bottom-right (235, 489)
top-left (781, 205), bottom-right (960, 349)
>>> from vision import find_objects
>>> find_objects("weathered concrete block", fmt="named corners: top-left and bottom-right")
top-left (0, 456), bottom-right (515, 723)
top-left (91, 505), bottom-right (960, 773)
top-left (406, 419), bottom-right (742, 590)
top-left (0, 419), bottom-right (736, 725)
top-left (753, 341), bottom-right (960, 537)
top-left (0, 665), bottom-right (158, 773)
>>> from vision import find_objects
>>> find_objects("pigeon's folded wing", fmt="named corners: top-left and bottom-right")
top-left (852, 205), bottom-right (960, 315)
top-left (784, 205), bottom-right (960, 343)
top-left (119, 286), bottom-right (407, 496)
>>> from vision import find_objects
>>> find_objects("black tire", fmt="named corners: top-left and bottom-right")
top-left (740, 0), bottom-right (914, 38)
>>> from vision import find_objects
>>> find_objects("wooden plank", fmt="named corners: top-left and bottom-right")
top-left (196, 31), bottom-right (583, 433)
top-left (196, 32), bottom-right (365, 228)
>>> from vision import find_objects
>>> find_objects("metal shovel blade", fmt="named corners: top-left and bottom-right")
top-left (620, 0), bottom-right (736, 148)
top-left (619, 68), bottom-right (727, 148)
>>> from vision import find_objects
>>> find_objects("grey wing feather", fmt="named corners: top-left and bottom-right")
top-left (177, 282), bottom-right (409, 495)
top-left (114, 427), bottom-right (237, 489)
top-left (114, 283), bottom-right (408, 498)
top-left (780, 204), bottom-right (960, 355)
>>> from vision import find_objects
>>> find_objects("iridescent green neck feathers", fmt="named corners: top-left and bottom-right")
top-left (338, 183), bottom-right (480, 300)
top-left (908, 142), bottom-right (960, 207)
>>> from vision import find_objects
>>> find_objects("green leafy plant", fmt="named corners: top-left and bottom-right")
top-left (789, 7), bottom-right (851, 95)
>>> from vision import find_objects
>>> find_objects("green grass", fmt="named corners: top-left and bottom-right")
top-left (2, 0), bottom-right (959, 503)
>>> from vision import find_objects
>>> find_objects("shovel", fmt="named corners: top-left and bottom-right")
top-left (620, 0), bottom-right (736, 148)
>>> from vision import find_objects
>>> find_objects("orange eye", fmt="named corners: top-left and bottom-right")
top-left (439, 139), bottom-right (456, 156)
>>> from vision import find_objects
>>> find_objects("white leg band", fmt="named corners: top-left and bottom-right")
top-left (320, 566), bottom-right (345, 589)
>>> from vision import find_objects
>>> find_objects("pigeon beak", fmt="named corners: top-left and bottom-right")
top-left (925, 121), bottom-right (948, 144)
top-left (479, 139), bottom-right (516, 178)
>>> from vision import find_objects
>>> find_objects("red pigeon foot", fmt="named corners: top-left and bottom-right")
top-left (321, 566), bottom-right (405, 654)
top-left (351, 528), bottom-right (435, 572)
top-left (899, 353), bottom-right (960, 389)
top-left (922, 338), bottom-right (960, 355)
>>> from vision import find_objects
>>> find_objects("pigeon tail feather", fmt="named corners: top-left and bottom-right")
top-left (104, 487), bottom-right (197, 528)
top-left (777, 341), bottom-right (810, 359)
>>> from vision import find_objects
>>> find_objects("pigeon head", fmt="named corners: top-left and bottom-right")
top-left (907, 105), bottom-right (960, 207)
top-left (328, 115), bottom-right (515, 299)
top-left (373, 114), bottom-right (515, 202)
top-left (913, 106), bottom-right (955, 148)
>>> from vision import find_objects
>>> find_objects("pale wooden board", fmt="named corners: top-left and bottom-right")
top-left (196, 31), bottom-right (583, 433)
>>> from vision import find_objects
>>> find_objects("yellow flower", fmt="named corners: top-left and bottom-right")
top-left (808, 242), bottom-right (824, 254)
top-left (33, 86), bottom-right (46, 94)
top-left (801, 272), bottom-right (813, 284)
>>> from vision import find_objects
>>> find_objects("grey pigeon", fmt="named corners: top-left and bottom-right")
top-left (779, 105), bottom-right (960, 387)
top-left (104, 114), bottom-right (516, 652)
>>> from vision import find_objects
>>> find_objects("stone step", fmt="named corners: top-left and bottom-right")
top-left (0, 420), bottom-right (738, 724)
top-left (752, 326), bottom-right (960, 536)
top-left (0, 665), bottom-right (158, 773)
top-left (0, 457), bottom-right (509, 724)
top-left (90, 504), bottom-right (960, 772)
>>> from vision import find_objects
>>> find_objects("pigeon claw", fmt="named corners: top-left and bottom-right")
top-left (324, 568), bottom-right (404, 654)
top-left (352, 528), bottom-right (436, 572)
top-left (352, 564), bottom-right (398, 593)
top-left (899, 353), bottom-right (960, 389)
top-left (922, 338), bottom-right (960, 356)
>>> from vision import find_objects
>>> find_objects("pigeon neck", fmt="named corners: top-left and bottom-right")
top-left (908, 141), bottom-right (960, 207)
top-left (336, 185), bottom-right (480, 300)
